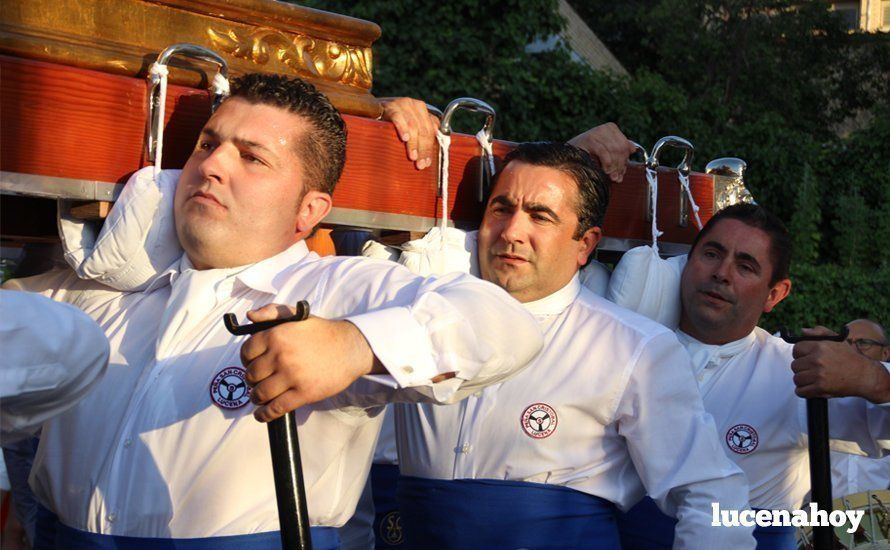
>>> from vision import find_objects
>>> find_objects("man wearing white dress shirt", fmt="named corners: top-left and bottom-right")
top-left (827, 319), bottom-right (890, 497)
top-left (5, 74), bottom-right (543, 549)
top-left (394, 142), bottom-right (755, 548)
top-left (617, 204), bottom-right (890, 550)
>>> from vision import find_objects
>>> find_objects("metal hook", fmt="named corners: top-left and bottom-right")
top-left (438, 98), bottom-right (496, 202)
top-left (146, 43), bottom-right (229, 163)
top-left (646, 136), bottom-right (694, 225)
top-left (223, 301), bottom-right (310, 336)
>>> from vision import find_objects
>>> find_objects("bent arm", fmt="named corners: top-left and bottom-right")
top-left (617, 333), bottom-right (755, 549)
top-left (321, 258), bottom-right (543, 407)
top-left (0, 290), bottom-right (110, 441)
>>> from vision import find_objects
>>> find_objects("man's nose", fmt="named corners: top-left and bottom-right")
top-left (198, 144), bottom-right (233, 184)
top-left (500, 212), bottom-right (528, 243)
top-left (711, 258), bottom-right (731, 283)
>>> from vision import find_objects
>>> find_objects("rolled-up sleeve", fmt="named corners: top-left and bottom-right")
top-left (616, 332), bottom-right (755, 549)
top-left (319, 259), bottom-right (543, 406)
top-left (0, 289), bottom-right (110, 441)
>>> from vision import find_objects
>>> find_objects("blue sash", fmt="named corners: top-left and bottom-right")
top-left (396, 476), bottom-right (619, 549)
top-left (34, 506), bottom-right (340, 549)
top-left (616, 496), bottom-right (796, 550)
top-left (371, 463), bottom-right (404, 547)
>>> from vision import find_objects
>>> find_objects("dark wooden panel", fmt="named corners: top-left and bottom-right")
top-left (1, 55), bottom-right (714, 243)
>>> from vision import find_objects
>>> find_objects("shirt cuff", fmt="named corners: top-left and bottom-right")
top-left (346, 306), bottom-right (441, 389)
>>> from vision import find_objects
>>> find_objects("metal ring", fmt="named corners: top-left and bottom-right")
top-left (146, 43), bottom-right (229, 163)
top-left (437, 97), bottom-right (497, 202)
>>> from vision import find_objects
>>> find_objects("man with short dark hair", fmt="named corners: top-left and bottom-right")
top-left (617, 204), bottom-right (889, 550)
top-left (393, 141), bottom-right (755, 548)
top-left (6, 74), bottom-right (543, 548)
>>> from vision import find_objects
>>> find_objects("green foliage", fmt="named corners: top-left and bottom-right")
top-left (299, 0), bottom-right (888, 328)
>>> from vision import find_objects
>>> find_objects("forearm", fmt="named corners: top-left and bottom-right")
top-left (669, 475), bottom-right (755, 550)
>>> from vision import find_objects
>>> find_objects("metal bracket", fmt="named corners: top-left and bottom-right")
top-left (438, 98), bottom-right (496, 202)
top-left (646, 136), bottom-right (694, 225)
top-left (146, 43), bottom-right (229, 163)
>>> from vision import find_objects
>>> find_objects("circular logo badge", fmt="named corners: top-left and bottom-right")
top-left (521, 403), bottom-right (558, 439)
top-left (378, 510), bottom-right (403, 546)
top-left (210, 367), bottom-right (251, 409)
top-left (726, 424), bottom-right (759, 454)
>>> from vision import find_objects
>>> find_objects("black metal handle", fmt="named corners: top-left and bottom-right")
top-left (778, 325), bottom-right (848, 343)
top-left (778, 326), bottom-right (848, 550)
top-left (223, 301), bottom-right (312, 550)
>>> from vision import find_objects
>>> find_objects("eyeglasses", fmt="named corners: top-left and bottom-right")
top-left (846, 338), bottom-right (888, 353)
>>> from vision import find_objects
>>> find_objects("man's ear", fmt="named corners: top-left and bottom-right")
top-left (296, 190), bottom-right (333, 234)
top-left (763, 278), bottom-right (792, 313)
top-left (577, 227), bottom-right (602, 267)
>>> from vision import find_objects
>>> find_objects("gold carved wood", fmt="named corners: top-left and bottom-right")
top-left (0, 0), bottom-right (382, 117)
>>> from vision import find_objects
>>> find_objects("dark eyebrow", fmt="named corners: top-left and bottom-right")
top-left (524, 203), bottom-right (561, 223)
top-left (735, 252), bottom-right (762, 272)
top-left (702, 240), bottom-right (762, 272)
top-left (489, 195), bottom-right (561, 223)
top-left (489, 195), bottom-right (517, 208)
top-left (200, 128), bottom-right (279, 160)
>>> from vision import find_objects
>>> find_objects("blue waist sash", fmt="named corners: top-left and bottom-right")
top-left (34, 506), bottom-right (340, 550)
top-left (396, 476), bottom-right (619, 549)
top-left (616, 496), bottom-right (795, 550)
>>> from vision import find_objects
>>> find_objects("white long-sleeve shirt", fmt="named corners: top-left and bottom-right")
top-left (4, 241), bottom-right (542, 538)
top-left (0, 290), bottom-right (110, 442)
top-left (395, 275), bottom-right (755, 549)
top-left (677, 328), bottom-right (889, 510)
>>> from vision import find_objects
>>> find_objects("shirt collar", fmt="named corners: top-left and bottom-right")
top-left (676, 329), bottom-right (758, 365)
top-left (143, 256), bottom-right (184, 294)
top-left (234, 241), bottom-right (311, 295)
top-left (521, 274), bottom-right (582, 316)
top-left (141, 241), bottom-right (311, 296)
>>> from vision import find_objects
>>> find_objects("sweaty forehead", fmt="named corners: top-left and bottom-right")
top-left (206, 98), bottom-right (307, 151)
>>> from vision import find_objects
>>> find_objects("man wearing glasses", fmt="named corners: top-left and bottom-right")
top-left (830, 319), bottom-right (890, 497)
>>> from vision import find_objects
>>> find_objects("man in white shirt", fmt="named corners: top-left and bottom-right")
top-left (616, 204), bottom-right (889, 550)
top-left (826, 319), bottom-right (890, 496)
top-left (393, 142), bottom-right (755, 548)
top-left (0, 290), bottom-right (109, 442)
top-left (6, 74), bottom-right (543, 549)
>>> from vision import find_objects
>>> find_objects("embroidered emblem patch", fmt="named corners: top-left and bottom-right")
top-left (210, 367), bottom-right (251, 409)
top-left (378, 510), bottom-right (404, 546)
top-left (726, 424), bottom-right (759, 454)
top-left (521, 403), bottom-right (558, 439)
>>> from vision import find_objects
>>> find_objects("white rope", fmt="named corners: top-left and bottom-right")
top-left (646, 166), bottom-right (664, 255)
top-left (475, 129), bottom-right (496, 177)
top-left (678, 171), bottom-right (703, 230)
top-left (211, 73), bottom-right (230, 97)
top-left (435, 130), bottom-right (452, 247)
top-left (149, 62), bottom-right (170, 180)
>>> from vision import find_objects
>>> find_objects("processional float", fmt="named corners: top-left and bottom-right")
top-left (7, 3), bottom-right (873, 550)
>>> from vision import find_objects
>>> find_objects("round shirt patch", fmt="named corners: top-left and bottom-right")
top-left (210, 367), bottom-right (251, 409)
top-left (520, 403), bottom-right (558, 439)
top-left (726, 424), bottom-right (759, 454)
top-left (378, 510), bottom-right (403, 546)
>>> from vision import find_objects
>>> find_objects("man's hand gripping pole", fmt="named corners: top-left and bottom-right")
top-left (224, 301), bottom-right (312, 550)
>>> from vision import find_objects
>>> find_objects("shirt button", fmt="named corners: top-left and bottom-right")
top-left (401, 366), bottom-right (414, 375)
top-left (473, 391), bottom-right (483, 399)
top-left (460, 444), bottom-right (472, 454)
top-left (107, 513), bottom-right (116, 523)
top-left (123, 438), bottom-right (133, 448)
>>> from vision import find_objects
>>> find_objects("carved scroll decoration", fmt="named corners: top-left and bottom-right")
top-left (208, 27), bottom-right (373, 88)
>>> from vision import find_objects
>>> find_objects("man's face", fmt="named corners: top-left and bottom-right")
top-left (679, 218), bottom-right (791, 344)
top-left (846, 320), bottom-right (890, 361)
top-left (174, 98), bottom-right (313, 269)
top-left (478, 161), bottom-right (600, 303)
